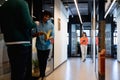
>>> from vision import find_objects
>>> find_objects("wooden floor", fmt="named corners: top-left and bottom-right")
top-left (0, 58), bottom-right (120, 80)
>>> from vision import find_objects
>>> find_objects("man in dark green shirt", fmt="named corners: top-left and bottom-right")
top-left (0, 0), bottom-right (36, 80)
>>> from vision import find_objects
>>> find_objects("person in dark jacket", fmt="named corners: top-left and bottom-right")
top-left (0, 0), bottom-right (36, 80)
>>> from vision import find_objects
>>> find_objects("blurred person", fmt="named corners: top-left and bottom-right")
top-left (0, 0), bottom-right (36, 80)
top-left (80, 32), bottom-right (88, 62)
top-left (32, 10), bottom-right (54, 80)
top-left (96, 36), bottom-right (99, 57)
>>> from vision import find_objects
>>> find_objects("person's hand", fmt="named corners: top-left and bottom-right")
top-left (35, 21), bottom-right (40, 26)
top-left (83, 40), bottom-right (85, 42)
top-left (37, 32), bottom-right (49, 40)
top-left (50, 38), bottom-right (54, 44)
top-left (38, 31), bottom-right (45, 35)
top-left (32, 31), bottom-right (44, 37)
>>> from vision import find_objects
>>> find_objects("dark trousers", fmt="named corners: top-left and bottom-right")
top-left (7, 45), bottom-right (32, 80)
top-left (37, 49), bottom-right (50, 77)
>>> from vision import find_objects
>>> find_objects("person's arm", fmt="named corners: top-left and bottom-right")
top-left (32, 31), bottom-right (46, 37)
top-left (32, 21), bottom-right (48, 37)
top-left (86, 37), bottom-right (88, 45)
top-left (18, 0), bottom-right (36, 29)
top-left (80, 37), bottom-right (83, 44)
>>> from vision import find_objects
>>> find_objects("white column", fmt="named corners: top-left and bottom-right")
top-left (117, 19), bottom-right (120, 61)
top-left (116, 7), bottom-right (120, 62)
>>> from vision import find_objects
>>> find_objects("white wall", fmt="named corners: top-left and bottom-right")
top-left (54, 0), bottom-right (68, 68)
top-left (115, 7), bottom-right (120, 61)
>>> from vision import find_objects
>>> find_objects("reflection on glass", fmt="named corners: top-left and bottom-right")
top-left (0, 34), bottom-right (10, 80)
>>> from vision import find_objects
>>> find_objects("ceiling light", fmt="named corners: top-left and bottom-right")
top-left (74, 0), bottom-right (83, 24)
top-left (104, 0), bottom-right (116, 18)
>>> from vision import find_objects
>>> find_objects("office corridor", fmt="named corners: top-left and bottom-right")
top-left (0, 58), bottom-right (120, 80)
top-left (47, 58), bottom-right (97, 80)
top-left (46, 58), bottom-right (120, 80)
top-left (106, 58), bottom-right (120, 80)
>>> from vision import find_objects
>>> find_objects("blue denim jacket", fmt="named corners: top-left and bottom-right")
top-left (33, 20), bottom-right (54, 50)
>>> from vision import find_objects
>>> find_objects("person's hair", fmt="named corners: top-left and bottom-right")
top-left (41, 10), bottom-right (52, 18)
top-left (82, 32), bottom-right (87, 37)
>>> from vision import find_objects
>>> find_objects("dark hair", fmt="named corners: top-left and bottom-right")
top-left (42, 10), bottom-right (52, 18)
top-left (82, 32), bottom-right (87, 37)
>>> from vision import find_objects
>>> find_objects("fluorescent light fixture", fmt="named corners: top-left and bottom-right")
top-left (74, 0), bottom-right (83, 24)
top-left (104, 0), bottom-right (116, 18)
